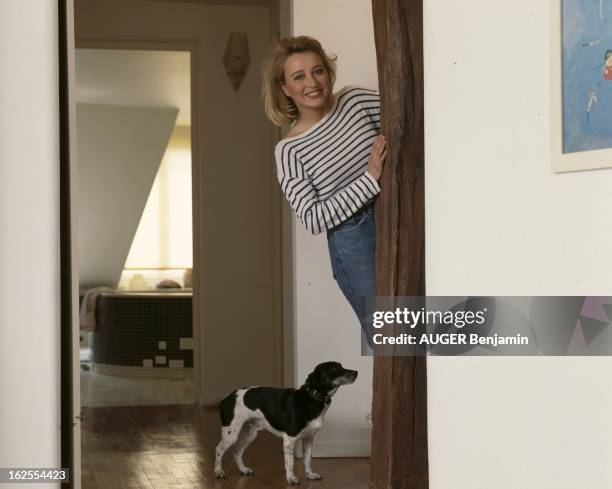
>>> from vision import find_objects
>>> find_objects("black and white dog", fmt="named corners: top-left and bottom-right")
top-left (214, 361), bottom-right (358, 484)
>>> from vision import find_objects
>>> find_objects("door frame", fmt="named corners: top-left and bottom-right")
top-left (63, 37), bottom-right (202, 486)
top-left (61, 1), bottom-right (291, 485)
top-left (74, 38), bottom-right (203, 401)
top-left (74, 37), bottom-right (203, 402)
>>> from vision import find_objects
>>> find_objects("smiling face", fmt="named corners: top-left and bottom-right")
top-left (281, 51), bottom-right (333, 116)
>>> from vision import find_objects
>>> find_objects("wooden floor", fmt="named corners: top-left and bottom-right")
top-left (81, 404), bottom-right (370, 488)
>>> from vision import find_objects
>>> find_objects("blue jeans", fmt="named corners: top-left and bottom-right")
top-left (327, 204), bottom-right (375, 351)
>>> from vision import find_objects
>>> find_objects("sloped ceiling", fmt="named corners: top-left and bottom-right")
top-left (77, 104), bottom-right (178, 288)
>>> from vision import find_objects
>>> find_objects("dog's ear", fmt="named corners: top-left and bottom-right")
top-left (304, 370), bottom-right (319, 387)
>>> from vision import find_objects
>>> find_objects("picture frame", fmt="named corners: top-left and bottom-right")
top-left (552, 0), bottom-right (612, 172)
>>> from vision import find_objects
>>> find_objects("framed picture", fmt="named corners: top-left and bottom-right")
top-left (552, 0), bottom-right (612, 172)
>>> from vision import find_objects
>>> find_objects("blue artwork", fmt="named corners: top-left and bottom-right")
top-left (563, 0), bottom-right (612, 153)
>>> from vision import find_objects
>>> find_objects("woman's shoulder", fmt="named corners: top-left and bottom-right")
top-left (335, 86), bottom-right (380, 113)
top-left (336, 85), bottom-right (379, 99)
top-left (275, 136), bottom-right (298, 161)
top-left (275, 127), bottom-right (302, 152)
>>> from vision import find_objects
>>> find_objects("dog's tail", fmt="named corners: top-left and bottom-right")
top-left (219, 390), bottom-right (238, 427)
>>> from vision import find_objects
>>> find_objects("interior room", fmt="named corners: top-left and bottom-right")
top-left (76, 47), bottom-right (196, 408)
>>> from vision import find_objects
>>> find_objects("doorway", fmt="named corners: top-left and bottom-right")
top-left (75, 47), bottom-right (197, 408)
top-left (65, 0), bottom-right (287, 486)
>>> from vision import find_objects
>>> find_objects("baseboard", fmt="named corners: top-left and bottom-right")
top-left (200, 394), bottom-right (220, 407)
top-left (94, 363), bottom-right (192, 379)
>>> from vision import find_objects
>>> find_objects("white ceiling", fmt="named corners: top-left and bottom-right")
top-left (76, 49), bottom-right (191, 126)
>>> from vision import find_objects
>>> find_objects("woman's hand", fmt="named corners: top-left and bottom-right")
top-left (367, 135), bottom-right (387, 181)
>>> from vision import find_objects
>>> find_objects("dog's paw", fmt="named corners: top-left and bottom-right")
top-left (214, 468), bottom-right (226, 478)
top-left (286, 475), bottom-right (301, 485)
top-left (239, 468), bottom-right (254, 476)
top-left (306, 471), bottom-right (322, 480)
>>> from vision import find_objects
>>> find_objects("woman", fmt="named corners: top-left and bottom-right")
top-left (263, 36), bottom-right (386, 346)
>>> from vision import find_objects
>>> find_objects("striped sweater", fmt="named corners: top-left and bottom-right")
top-left (275, 86), bottom-right (381, 235)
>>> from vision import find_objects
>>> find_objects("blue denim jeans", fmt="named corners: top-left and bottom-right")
top-left (327, 203), bottom-right (375, 351)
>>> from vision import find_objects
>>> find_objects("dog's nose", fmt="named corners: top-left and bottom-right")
top-left (349, 370), bottom-right (358, 380)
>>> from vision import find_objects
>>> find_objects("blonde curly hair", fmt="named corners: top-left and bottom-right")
top-left (262, 36), bottom-right (337, 127)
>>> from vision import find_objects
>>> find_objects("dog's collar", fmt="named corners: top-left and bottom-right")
top-left (304, 386), bottom-right (331, 404)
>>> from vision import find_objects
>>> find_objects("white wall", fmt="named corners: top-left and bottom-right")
top-left (425, 1), bottom-right (612, 488)
top-left (77, 104), bottom-right (177, 288)
top-left (292, 0), bottom-right (378, 457)
top-left (0, 1), bottom-right (61, 486)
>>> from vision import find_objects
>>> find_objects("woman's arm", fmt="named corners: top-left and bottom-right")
top-left (278, 165), bottom-right (380, 235)
top-left (277, 139), bottom-right (385, 235)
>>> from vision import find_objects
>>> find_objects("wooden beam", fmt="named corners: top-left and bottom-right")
top-left (370, 0), bottom-right (428, 488)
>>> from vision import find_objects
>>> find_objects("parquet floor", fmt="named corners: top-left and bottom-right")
top-left (81, 404), bottom-right (370, 489)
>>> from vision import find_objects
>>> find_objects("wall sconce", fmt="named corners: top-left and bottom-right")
top-left (223, 32), bottom-right (250, 91)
